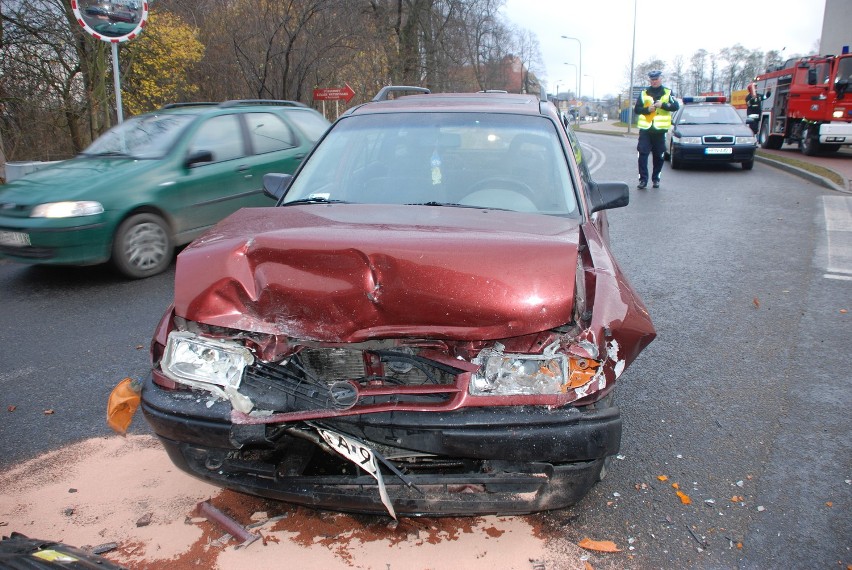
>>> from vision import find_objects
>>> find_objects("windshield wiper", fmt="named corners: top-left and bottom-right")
top-left (406, 201), bottom-right (512, 211)
top-left (407, 201), bottom-right (472, 207)
top-left (283, 197), bottom-right (347, 206)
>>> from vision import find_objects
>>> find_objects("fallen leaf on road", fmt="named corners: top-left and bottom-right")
top-left (671, 482), bottom-right (679, 490)
top-left (43, 409), bottom-right (55, 415)
top-left (825, 502), bottom-right (833, 507)
top-left (753, 298), bottom-right (760, 308)
top-left (578, 538), bottom-right (621, 553)
top-left (676, 491), bottom-right (692, 505)
top-left (657, 475), bottom-right (668, 481)
top-left (7, 406), bottom-right (15, 412)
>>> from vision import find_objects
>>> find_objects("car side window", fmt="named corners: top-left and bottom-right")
top-left (187, 114), bottom-right (245, 162)
top-left (287, 110), bottom-right (331, 143)
top-left (245, 112), bottom-right (297, 154)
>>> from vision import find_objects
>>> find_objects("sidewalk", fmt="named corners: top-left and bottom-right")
top-left (575, 120), bottom-right (852, 194)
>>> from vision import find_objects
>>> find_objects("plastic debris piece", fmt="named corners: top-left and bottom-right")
top-left (106, 378), bottom-right (142, 435)
top-left (91, 542), bottom-right (118, 555)
top-left (578, 537), bottom-right (621, 552)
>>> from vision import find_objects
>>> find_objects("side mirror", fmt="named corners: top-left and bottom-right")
top-left (808, 67), bottom-right (818, 85)
top-left (589, 181), bottom-right (629, 214)
top-left (185, 150), bottom-right (213, 168)
top-left (263, 173), bottom-right (293, 200)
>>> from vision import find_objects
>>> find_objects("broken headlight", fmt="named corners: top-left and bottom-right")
top-left (161, 331), bottom-right (254, 390)
top-left (469, 344), bottom-right (568, 396)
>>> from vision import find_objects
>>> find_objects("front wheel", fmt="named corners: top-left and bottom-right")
top-left (800, 124), bottom-right (820, 156)
top-left (112, 213), bottom-right (173, 279)
top-left (742, 159), bottom-right (754, 170)
top-left (759, 120), bottom-right (783, 150)
top-left (670, 151), bottom-right (682, 170)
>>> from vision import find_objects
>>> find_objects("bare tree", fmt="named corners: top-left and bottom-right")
top-left (688, 49), bottom-right (708, 95)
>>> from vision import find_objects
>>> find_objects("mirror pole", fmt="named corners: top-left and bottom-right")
top-left (111, 43), bottom-right (124, 124)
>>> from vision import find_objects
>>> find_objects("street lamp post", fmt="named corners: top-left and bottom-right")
top-left (628, 0), bottom-right (638, 133)
top-left (561, 35), bottom-right (582, 100)
top-left (585, 75), bottom-right (595, 102)
top-left (585, 74), bottom-right (595, 120)
top-left (563, 63), bottom-right (578, 98)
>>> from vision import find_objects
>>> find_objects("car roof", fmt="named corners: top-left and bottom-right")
top-left (344, 90), bottom-right (552, 118)
top-left (151, 100), bottom-right (311, 117)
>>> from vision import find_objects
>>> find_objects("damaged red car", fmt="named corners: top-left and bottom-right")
top-left (137, 87), bottom-right (656, 518)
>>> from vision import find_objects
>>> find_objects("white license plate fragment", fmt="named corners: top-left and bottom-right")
top-left (317, 427), bottom-right (396, 518)
top-left (0, 230), bottom-right (30, 247)
top-left (705, 147), bottom-right (733, 154)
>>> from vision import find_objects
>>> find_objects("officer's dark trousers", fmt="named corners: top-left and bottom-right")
top-left (637, 128), bottom-right (667, 183)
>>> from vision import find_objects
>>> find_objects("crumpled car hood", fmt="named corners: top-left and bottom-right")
top-left (175, 204), bottom-right (582, 342)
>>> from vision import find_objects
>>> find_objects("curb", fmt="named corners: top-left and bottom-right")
top-left (754, 153), bottom-right (850, 195)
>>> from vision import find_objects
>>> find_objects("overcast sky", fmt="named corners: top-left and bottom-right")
top-left (500, 0), bottom-right (827, 99)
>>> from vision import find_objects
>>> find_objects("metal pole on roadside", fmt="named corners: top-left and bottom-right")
top-left (627, 0), bottom-right (637, 134)
top-left (111, 43), bottom-right (124, 124)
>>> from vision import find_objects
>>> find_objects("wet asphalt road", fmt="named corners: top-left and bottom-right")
top-left (0, 132), bottom-right (849, 569)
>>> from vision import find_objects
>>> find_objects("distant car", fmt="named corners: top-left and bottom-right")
top-left (664, 96), bottom-right (757, 170)
top-left (131, 86), bottom-right (656, 518)
top-left (0, 100), bottom-right (330, 278)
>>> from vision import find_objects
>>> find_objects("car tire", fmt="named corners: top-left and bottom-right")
top-left (742, 159), bottom-right (754, 170)
top-left (800, 124), bottom-right (820, 156)
top-left (112, 213), bottom-right (173, 279)
top-left (759, 120), bottom-right (783, 150)
top-left (670, 152), bottom-right (681, 170)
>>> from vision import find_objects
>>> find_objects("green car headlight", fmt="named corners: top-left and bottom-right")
top-left (161, 331), bottom-right (254, 389)
top-left (30, 201), bottom-right (104, 218)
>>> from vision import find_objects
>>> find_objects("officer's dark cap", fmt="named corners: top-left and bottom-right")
top-left (648, 70), bottom-right (662, 79)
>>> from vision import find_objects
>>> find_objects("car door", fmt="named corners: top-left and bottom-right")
top-left (168, 113), bottom-right (258, 241)
top-left (241, 111), bottom-right (309, 182)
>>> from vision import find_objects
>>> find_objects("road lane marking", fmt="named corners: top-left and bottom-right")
top-left (822, 195), bottom-right (852, 280)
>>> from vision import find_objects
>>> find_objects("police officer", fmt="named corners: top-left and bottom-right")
top-left (634, 70), bottom-right (679, 189)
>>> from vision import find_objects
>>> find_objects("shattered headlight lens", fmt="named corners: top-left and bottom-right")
top-left (470, 350), bottom-right (568, 396)
top-left (161, 331), bottom-right (253, 389)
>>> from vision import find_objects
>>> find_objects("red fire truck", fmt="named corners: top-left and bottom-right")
top-left (752, 53), bottom-right (852, 155)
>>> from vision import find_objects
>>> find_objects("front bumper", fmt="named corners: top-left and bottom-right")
top-left (819, 122), bottom-right (852, 144)
top-left (672, 144), bottom-right (756, 163)
top-left (0, 218), bottom-right (111, 265)
top-left (141, 374), bottom-right (621, 516)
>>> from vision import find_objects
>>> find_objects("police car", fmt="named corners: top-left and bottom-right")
top-left (664, 96), bottom-right (758, 170)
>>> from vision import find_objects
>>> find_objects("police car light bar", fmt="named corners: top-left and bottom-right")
top-left (682, 96), bottom-right (727, 104)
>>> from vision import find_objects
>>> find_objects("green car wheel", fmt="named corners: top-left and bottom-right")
top-left (112, 213), bottom-right (173, 278)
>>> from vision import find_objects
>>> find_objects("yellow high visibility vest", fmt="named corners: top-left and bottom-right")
top-left (637, 89), bottom-right (673, 130)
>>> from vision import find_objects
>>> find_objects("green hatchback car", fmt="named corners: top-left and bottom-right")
top-left (0, 100), bottom-right (330, 278)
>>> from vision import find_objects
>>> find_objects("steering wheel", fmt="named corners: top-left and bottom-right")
top-left (459, 177), bottom-right (539, 212)
top-left (465, 177), bottom-right (536, 200)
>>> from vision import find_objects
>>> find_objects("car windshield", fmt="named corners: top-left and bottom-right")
top-left (282, 112), bottom-right (580, 217)
top-left (678, 105), bottom-right (743, 125)
top-left (81, 113), bottom-right (196, 159)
